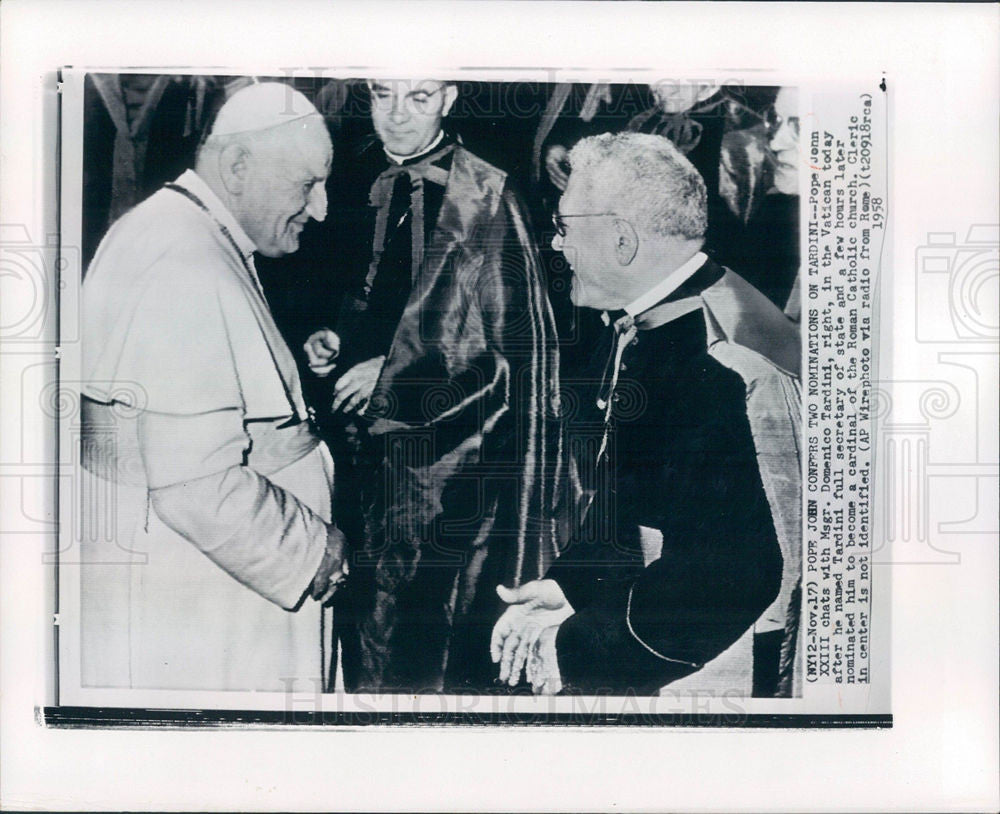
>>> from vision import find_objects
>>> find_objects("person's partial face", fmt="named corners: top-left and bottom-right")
top-left (240, 117), bottom-right (332, 257)
top-left (649, 81), bottom-right (716, 115)
top-left (551, 175), bottom-right (623, 311)
top-left (368, 79), bottom-right (457, 157)
top-left (769, 88), bottom-right (800, 195)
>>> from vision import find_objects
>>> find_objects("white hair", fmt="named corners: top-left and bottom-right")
top-left (567, 132), bottom-right (708, 240)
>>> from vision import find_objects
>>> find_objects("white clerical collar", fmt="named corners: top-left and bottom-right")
top-left (174, 169), bottom-right (257, 259)
top-left (384, 130), bottom-right (446, 166)
top-left (623, 251), bottom-right (707, 317)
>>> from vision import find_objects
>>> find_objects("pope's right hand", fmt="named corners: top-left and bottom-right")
top-left (304, 329), bottom-right (340, 377)
top-left (311, 526), bottom-right (349, 605)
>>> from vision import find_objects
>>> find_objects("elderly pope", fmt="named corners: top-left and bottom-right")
top-left (79, 82), bottom-right (346, 691)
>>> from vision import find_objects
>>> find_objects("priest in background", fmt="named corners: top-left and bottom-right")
top-left (304, 79), bottom-right (562, 693)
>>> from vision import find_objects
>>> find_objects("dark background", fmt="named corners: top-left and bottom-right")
top-left (80, 74), bottom-right (791, 381)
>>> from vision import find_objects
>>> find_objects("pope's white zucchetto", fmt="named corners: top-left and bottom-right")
top-left (208, 81), bottom-right (322, 138)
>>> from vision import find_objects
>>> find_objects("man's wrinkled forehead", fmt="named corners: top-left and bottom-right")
top-left (367, 78), bottom-right (448, 94)
top-left (561, 170), bottom-right (603, 214)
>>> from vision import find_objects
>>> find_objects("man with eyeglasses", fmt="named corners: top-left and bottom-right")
top-left (303, 78), bottom-right (561, 693)
top-left (491, 132), bottom-right (795, 696)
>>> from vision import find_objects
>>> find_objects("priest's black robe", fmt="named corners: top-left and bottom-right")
top-left (548, 294), bottom-right (782, 694)
top-left (335, 144), bottom-right (562, 693)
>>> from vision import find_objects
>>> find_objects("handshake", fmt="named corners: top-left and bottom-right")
top-left (489, 579), bottom-right (575, 695)
top-left (308, 533), bottom-right (575, 694)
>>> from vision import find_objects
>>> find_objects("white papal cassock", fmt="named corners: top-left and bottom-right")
top-left (80, 170), bottom-right (332, 692)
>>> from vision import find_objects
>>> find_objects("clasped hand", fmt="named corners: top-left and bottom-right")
top-left (490, 579), bottom-right (573, 694)
top-left (331, 355), bottom-right (385, 415)
top-left (544, 144), bottom-right (570, 192)
top-left (304, 329), bottom-right (340, 377)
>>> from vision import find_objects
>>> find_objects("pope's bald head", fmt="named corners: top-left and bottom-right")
top-left (195, 82), bottom-right (333, 257)
top-left (208, 81), bottom-right (322, 139)
top-left (198, 82), bottom-right (331, 168)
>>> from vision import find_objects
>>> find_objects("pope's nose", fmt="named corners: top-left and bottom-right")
top-left (307, 183), bottom-right (327, 222)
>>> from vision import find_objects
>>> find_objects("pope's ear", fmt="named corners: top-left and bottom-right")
top-left (218, 141), bottom-right (250, 196)
top-left (613, 217), bottom-right (639, 266)
top-left (440, 83), bottom-right (459, 118)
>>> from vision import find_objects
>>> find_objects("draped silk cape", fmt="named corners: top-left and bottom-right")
top-left (352, 146), bottom-right (562, 691)
top-left (699, 267), bottom-right (803, 695)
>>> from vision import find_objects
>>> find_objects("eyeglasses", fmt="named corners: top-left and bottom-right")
top-left (369, 84), bottom-right (446, 116)
top-left (552, 211), bottom-right (616, 237)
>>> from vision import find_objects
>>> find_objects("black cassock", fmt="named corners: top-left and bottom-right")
top-left (332, 141), bottom-right (562, 693)
top-left (550, 269), bottom-right (782, 694)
